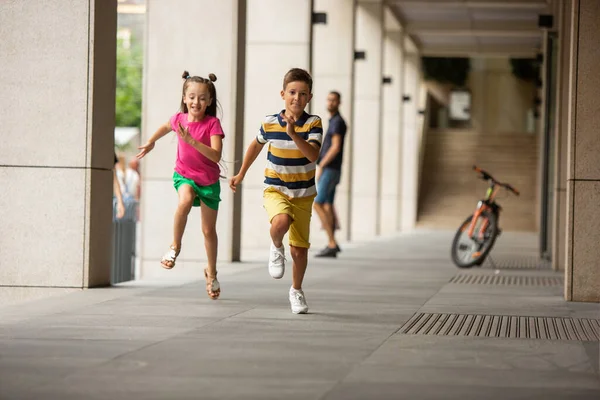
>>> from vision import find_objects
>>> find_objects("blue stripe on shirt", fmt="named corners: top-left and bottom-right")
top-left (267, 152), bottom-right (310, 166)
top-left (263, 131), bottom-right (309, 141)
top-left (264, 177), bottom-right (316, 189)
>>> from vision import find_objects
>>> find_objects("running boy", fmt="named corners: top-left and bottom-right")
top-left (229, 68), bottom-right (323, 314)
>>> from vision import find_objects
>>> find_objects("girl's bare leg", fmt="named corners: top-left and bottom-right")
top-left (200, 203), bottom-right (219, 276)
top-left (172, 184), bottom-right (195, 250)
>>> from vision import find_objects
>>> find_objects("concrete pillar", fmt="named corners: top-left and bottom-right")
top-left (400, 39), bottom-right (421, 231)
top-left (351, 0), bottom-right (383, 240)
top-left (141, 0), bottom-right (246, 278)
top-left (240, 0), bottom-right (312, 254)
top-left (537, 30), bottom-right (549, 252)
top-left (551, 0), bottom-right (572, 272)
top-left (380, 7), bottom-right (404, 234)
top-left (311, 0), bottom-right (356, 244)
top-left (564, 0), bottom-right (600, 302)
top-left (0, 1), bottom-right (117, 292)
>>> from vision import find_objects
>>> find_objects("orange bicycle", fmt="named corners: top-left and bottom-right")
top-left (450, 166), bottom-right (520, 268)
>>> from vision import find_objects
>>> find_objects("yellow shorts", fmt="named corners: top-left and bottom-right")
top-left (263, 188), bottom-right (314, 248)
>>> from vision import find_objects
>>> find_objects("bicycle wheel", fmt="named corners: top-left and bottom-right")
top-left (451, 210), bottom-right (498, 268)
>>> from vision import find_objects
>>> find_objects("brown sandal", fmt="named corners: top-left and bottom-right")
top-left (161, 246), bottom-right (179, 269)
top-left (204, 268), bottom-right (220, 300)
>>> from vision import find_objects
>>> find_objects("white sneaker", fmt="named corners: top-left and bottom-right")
top-left (289, 287), bottom-right (309, 314)
top-left (268, 243), bottom-right (285, 279)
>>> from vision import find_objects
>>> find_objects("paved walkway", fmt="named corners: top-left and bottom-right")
top-left (1, 231), bottom-right (599, 399)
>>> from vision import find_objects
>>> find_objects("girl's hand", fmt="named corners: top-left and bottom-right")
top-left (229, 174), bottom-right (244, 193)
top-left (177, 122), bottom-right (196, 146)
top-left (280, 112), bottom-right (297, 138)
top-left (136, 142), bottom-right (155, 159)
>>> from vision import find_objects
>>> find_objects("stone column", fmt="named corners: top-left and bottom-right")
top-left (551, 0), bottom-right (572, 271)
top-left (380, 7), bottom-right (404, 234)
top-left (238, 0), bottom-right (312, 256)
top-left (0, 1), bottom-right (117, 294)
top-left (141, 0), bottom-right (246, 278)
top-left (351, 0), bottom-right (384, 240)
top-left (310, 0), bottom-right (356, 244)
top-left (564, 0), bottom-right (600, 302)
top-left (400, 39), bottom-right (421, 231)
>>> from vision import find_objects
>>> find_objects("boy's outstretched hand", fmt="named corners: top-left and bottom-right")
top-left (229, 174), bottom-right (244, 193)
top-left (280, 112), bottom-right (297, 138)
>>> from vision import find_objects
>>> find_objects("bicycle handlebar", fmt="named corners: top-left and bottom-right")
top-left (472, 165), bottom-right (520, 196)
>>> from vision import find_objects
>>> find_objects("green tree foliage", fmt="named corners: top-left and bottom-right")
top-left (115, 37), bottom-right (142, 129)
top-left (421, 57), bottom-right (471, 87)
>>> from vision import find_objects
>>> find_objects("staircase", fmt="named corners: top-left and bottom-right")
top-left (418, 129), bottom-right (539, 232)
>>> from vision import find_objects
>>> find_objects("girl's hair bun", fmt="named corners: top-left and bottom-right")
top-left (182, 70), bottom-right (190, 79)
top-left (208, 73), bottom-right (217, 82)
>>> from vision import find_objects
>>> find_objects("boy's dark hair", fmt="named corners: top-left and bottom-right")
top-left (283, 68), bottom-right (313, 92)
top-left (180, 70), bottom-right (219, 117)
top-left (330, 91), bottom-right (341, 101)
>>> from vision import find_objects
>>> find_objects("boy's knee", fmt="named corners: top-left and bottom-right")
top-left (271, 213), bottom-right (292, 230)
top-left (290, 246), bottom-right (308, 260)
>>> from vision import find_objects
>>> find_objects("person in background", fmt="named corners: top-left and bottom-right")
top-left (114, 153), bottom-right (125, 219)
top-left (128, 157), bottom-right (142, 201)
top-left (313, 91), bottom-right (347, 258)
top-left (116, 154), bottom-right (141, 202)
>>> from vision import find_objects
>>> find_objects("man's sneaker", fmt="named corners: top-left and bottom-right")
top-left (268, 243), bottom-right (285, 279)
top-left (289, 287), bottom-right (309, 314)
top-left (315, 246), bottom-right (337, 258)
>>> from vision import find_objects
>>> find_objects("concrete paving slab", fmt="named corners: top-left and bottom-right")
top-left (0, 230), bottom-right (598, 399)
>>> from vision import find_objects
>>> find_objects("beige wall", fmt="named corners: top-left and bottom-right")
top-left (469, 58), bottom-right (537, 135)
top-left (0, 1), bottom-right (117, 289)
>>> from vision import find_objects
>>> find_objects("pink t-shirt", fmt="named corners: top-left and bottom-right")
top-left (170, 113), bottom-right (225, 186)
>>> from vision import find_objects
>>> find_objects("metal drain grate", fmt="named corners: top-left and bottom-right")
top-left (483, 256), bottom-right (551, 270)
top-left (449, 274), bottom-right (563, 286)
top-left (400, 313), bottom-right (600, 341)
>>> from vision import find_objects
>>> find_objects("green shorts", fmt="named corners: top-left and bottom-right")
top-left (172, 172), bottom-right (221, 210)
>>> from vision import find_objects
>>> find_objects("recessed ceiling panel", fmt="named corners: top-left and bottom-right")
top-left (400, 6), bottom-right (470, 23)
top-left (470, 9), bottom-right (540, 21)
top-left (420, 35), bottom-right (478, 46)
top-left (477, 36), bottom-right (542, 47)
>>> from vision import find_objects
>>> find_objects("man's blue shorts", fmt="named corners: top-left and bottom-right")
top-left (315, 168), bottom-right (341, 204)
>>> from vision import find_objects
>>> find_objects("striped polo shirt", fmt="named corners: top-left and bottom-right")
top-left (256, 110), bottom-right (323, 198)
